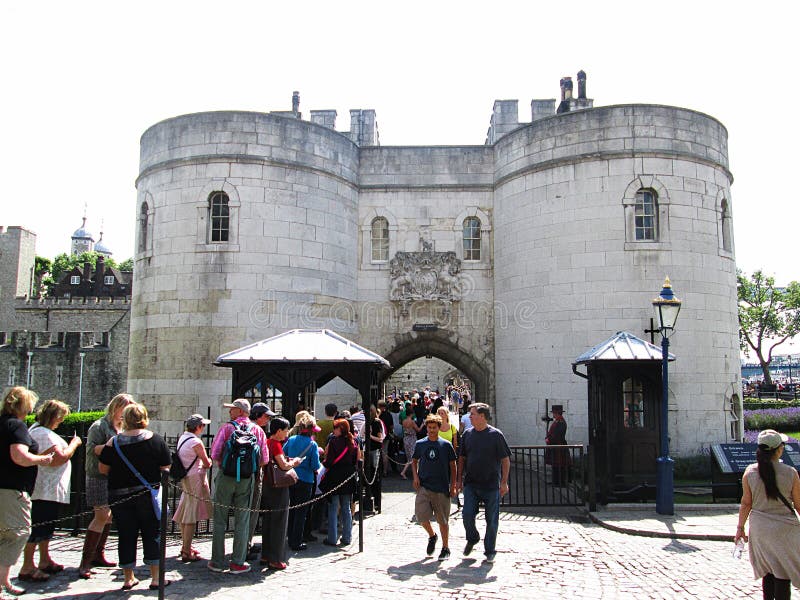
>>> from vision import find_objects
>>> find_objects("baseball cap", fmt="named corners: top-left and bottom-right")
top-left (223, 398), bottom-right (251, 413)
top-left (185, 414), bottom-right (211, 429)
top-left (250, 402), bottom-right (277, 419)
top-left (758, 429), bottom-right (788, 450)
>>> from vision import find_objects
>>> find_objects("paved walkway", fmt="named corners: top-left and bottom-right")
top-left (10, 479), bottom-right (763, 599)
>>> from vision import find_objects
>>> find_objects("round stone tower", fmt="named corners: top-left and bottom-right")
top-left (132, 111), bottom-right (360, 426)
top-left (492, 105), bottom-right (738, 453)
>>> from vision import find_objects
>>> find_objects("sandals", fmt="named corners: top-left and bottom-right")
top-left (267, 561), bottom-right (287, 570)
top-left (149, 580), bottom-right (172, 590)
top-left (121, 579), bottom-right (140, 591)
top-left (2, 583), bottom-right (26, 596)
top-left (179, 550), bottom-right (201, 562)
top-left (17, 569), bottom-right (50, 582)
top-left (38, 563), bottom-right (64, 575)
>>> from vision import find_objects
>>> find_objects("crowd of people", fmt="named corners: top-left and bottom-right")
top-left (0, 382), bottom-right (520, 595)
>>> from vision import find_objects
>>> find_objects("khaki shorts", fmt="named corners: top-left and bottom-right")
top-left (415, 486), bottom-right (451, 526)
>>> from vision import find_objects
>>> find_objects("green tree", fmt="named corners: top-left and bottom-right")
top-left (738, 270), bottom-right (800, 386)
top-left (33, 256), bottom-right (52, 297)
top-left (118, 257), bottom-right (134, 272)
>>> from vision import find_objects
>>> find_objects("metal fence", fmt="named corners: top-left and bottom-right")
top-left (502, 445), bottom-right (585, 507)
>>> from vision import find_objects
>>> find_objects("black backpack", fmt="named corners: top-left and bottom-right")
top-left (221, 421), bottom-right (261, 481)
top-left (169, 437), bottom-right (198, 481)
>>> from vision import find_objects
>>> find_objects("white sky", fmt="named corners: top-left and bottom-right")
top-left (1, 1), bottom-right (797, 287)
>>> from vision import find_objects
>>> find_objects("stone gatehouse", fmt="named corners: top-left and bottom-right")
top-left (131, 75), bottom-right (740, 453)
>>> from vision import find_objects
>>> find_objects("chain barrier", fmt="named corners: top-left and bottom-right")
top-left (0, 487), bottom-right (152, 534)
top-left (168, 472), bottom-right (358, 515)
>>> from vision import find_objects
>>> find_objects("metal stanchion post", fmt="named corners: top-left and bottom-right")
top-left (159, 470), bottom-right (168, 600)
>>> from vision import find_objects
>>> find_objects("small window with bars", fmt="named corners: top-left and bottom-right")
top-left (70, 275), bottom-right (81, 285)
top-left (634, 190), bottom-right (658, 241)
top-left (209, 192), bottom-right (230, 242)
top-left (371, 217), bottom-right (389, 262)
top-left (463, 217), bottom-right (481, 261)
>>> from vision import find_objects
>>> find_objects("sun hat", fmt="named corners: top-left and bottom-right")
top-left (758, 429), bottom-right (788, 450)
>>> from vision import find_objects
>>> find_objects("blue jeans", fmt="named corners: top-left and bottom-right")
top-left (327, 494), bottom-right (352, 544)
top-left (462, 484), bottom-right (500, 555)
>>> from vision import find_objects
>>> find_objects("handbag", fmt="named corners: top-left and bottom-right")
top-left (113, 436), bottom-right (166, 522)
top-left (264, 440), bottom-right (313, 488)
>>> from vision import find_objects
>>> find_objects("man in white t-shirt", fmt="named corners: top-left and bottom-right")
top-left (460, 402), bottom-right (473, 435)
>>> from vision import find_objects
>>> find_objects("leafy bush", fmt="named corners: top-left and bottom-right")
top-left (743, 400), bottom-right (800, 410)
top-left (25, 411), bottom-right (104, 437)
top-left (744, 408), bottom-right (800, 432)
top-left (673, 454), bottom-right (712, 480)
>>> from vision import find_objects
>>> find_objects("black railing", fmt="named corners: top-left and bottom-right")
top-left (502, 445), bottom-right (585, 507)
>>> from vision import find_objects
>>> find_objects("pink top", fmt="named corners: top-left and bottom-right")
top-left (210, 416), bottom-right (269, 465)
top-left (177, 432), bottom-right (206, 476)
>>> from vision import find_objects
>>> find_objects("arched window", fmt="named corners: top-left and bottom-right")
top-left (139, 202), bottom-right (149, 252)
top-left (371, 217), bottom-right (389, 262)
top-left (634, 189), bottom-right (657, 241)
top-left (720, 198), bottom-right (732, 252)
top-left (463, 217), bottom-right (481, 261)
top-left (209, 192), bottom-right (230, 242)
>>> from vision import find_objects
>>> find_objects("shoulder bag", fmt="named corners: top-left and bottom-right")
top-left (264, 439), bottom-right (313, 488)
top-left (318, 443), bottom-right (351, 493)
top-left (113, 435), bottom-right (166, 522)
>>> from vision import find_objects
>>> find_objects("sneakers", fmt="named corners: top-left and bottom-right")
top-left (229, 562), bottom-right (251, 574)
top-left (207, 562), bottom-right (225, 573)
top-left (438, 547), bottom-right (451, 562)
top-left (426, 534), bottom-right (438, 556)
top-left (484, 552), bottom-right (496, 563)
top-left (463, 541), bottom-right (476, 556)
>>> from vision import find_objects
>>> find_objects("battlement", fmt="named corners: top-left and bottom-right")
top-left (15, 295), bottom-right (131, 309)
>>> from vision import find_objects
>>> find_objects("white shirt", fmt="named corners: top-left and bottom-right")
top-left (29, 424), bottom-right (71, 503)
top-left (177, 431), bottom-right (206, 476)
top-left (461, 413), bottom-right (473, 433)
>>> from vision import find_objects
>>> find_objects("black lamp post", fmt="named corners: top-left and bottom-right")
top-left (788, 355), bottom-right (795, 400)
top-left (652, 277), bottom-right (682, 516)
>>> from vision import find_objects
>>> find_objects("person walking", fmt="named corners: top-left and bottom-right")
top-left (736, 429), bottom-right (800, 599)
top-left (80, 393), bottom-right (134, 579)
top-left (412, 413), bottom-right (457, 562)
top-left (400, 402), bottom-right (421, 480)
top-left (456, 402), bottom-right (511, 563)
top-left (172, 413), bottom-right (212, 562)
top-left (0, 387), bottom-right (54, 597)
top-left (19, 400), bottom-right (81, 582)
top-left (98, 403), bottom-right (172, 591)
top-left (545, 405), bottom-right (569, 486)
top-left (208, 399), bottom-right (269, 574)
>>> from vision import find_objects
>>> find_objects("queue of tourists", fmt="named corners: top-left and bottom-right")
top-left (0, 382), bottom-right (519, 595)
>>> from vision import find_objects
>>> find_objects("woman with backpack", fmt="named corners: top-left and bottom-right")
top-left (172, 414), bottom-right (212, 562)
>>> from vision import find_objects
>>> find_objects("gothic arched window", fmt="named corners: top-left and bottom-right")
top-left (371, 217), bottom-right (389, 262)
top-left (463, 217), bottom-right (481, 261)
top-left (209, 192), bottom-right (230, 243)
top-left (634, 189), bottom-right (658, 241)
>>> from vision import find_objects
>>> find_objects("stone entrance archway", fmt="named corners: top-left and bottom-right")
top-left (380, 330), bottom-right (491, 407)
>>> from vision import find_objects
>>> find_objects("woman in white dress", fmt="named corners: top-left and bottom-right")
top-left (18, 400), bottom-right (81, 582)
top-left (171, 414), bottom-right (212, 562)
top-left (736, 429), bottom-right (800, 600)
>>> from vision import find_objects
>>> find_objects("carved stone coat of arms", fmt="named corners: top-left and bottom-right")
top-left (389, 251), bottom-right (463, 313)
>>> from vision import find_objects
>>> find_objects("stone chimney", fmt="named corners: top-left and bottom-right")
top-left (485, 99), bottom-right (519, 144)
top-left (577, 70), bottom-right (587, 100)
top-left (94, 256), bottom-right (105, 295)
top-left (292, 91), bottom-right (300, 116)
top-left (310, 110), bottom-right (337, 130)
top-left (531, 99), bottom-right (556, 122)
top-left (349, 109), bottom-right (379, 146)
top-left (83, 261), bottom-right (92, 283)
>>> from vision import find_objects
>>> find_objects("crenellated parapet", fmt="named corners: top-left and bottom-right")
top-left (15, 295), bottom-right (131, 309)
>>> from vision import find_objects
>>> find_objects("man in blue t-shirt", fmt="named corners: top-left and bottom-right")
top-left (412, 414), bottom-right (457, 562)
top-left (456, 402), bottom-right (511, 563)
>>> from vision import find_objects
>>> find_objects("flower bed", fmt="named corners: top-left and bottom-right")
top-left (743, 407), bottom-right (800, 432)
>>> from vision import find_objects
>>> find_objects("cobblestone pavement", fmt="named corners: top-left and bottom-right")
top-left (12, 479), bottom-right (765, 600)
